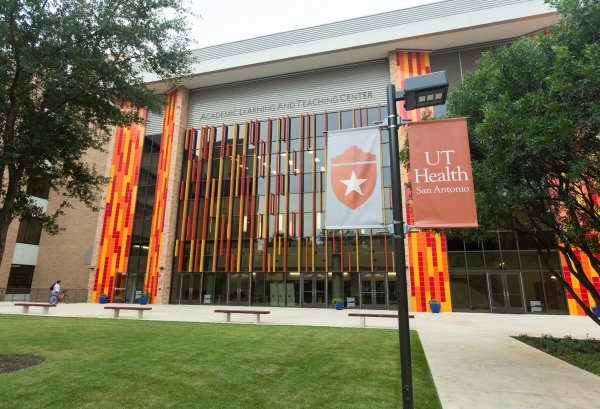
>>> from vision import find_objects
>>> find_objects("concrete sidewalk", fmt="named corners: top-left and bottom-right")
top-left (2, 302), bottom-right (599, 408)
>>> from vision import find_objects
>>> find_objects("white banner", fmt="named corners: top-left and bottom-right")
top-left (326, 127), bottom-right (384, 229)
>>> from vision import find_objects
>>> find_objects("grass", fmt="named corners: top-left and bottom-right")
top-left (513, 334), bottom-right (600, 377)
top-left (0, 315), bottom-right (441, 409)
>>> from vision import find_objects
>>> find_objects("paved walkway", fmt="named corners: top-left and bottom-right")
top-left (2, 302), bottom-right (599, 408)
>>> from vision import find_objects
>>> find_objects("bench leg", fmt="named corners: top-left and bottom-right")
top-left (111, 309), bottom-right (119, 318)
top-left (253, 314), bottom-right (260, 324)
top-left (360, 316), bottom-right (366, 328)
top-left (223, 312), bottom-right (231, 323)
top-left (135, 310), bottom-right (143, 319)
top-left (21, 306), bottom-right (30, 314)
top-left (41, 306), bottom-right (50, 314)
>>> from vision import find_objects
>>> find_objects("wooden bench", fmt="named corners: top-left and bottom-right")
top-left (214, 309), bottom-right (270, 324)
top-left (14, 303), bottom-right (57, 314)
top-left (348, 313), bottom-right (415, 328)
top-left (104, 306), bottom-right (152, 319)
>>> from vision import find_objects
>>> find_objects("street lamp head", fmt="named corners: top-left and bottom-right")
top-left (402, 71), bottom-right (449, 111)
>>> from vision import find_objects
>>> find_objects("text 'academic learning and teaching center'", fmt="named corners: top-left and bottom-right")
top-left (2, 0), bottom-right (595, 316)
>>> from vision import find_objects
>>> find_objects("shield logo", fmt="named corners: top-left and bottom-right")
top-left (330, 146), bottom-right (378, 210)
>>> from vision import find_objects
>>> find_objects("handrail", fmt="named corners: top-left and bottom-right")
top-left (0, 288), bottom-right (88, 303)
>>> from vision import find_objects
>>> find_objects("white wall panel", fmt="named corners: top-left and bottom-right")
top-left (12, 243), bottom-right (39, 266)
top-left (187, 60), bottom-right (389, 127)
top-left (145, 111), bottom-right (165, 136)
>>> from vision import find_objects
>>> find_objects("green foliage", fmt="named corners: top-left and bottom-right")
top-left (514, 334), bottom-right (600, 376)
top-left (140, 292), bottom-right (151, 299)
top-left (427, 299), bottom-right (440, 305)
top-left (331, 297), bottom-right (344, 304)
top-left (436, 0), bottom-right (600, 322)
top-left (0, 315), bottom-right (442, 408)
top-left (0, 0), bottom-right (195, 260)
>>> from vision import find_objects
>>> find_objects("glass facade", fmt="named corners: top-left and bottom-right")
top-left (170, 106), bottom-right (404, 309)
top-left (447, 231), bottom-right (568, 314)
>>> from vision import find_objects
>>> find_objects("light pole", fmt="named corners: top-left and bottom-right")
top-left (384, 71), bottom-right (448, 409)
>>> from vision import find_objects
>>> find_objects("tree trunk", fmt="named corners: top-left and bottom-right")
top-left (0, 211), bottom-right (12, 276)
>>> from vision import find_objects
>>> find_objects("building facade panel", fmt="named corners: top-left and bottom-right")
top-left (186, 60), bottom-right (389, 126)
top-left (91, 104), bottom-right (147, 302)
top-left (395, 50), bottom-right (452, 313)
top-left (562, 250), bottom-right (600, 316)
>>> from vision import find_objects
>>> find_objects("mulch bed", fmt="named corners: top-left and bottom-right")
top-left (0, 356), bottom-right (45, 374)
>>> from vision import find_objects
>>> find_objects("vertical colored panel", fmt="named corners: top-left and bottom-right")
top-left (145, 89), bottom-right (179, 303)
top-left (561, 250), bottom-right (600, 316)
top-left (92, 103), bottom-right (146, 302)
top-left (396, 51), bottom-right (451, 313)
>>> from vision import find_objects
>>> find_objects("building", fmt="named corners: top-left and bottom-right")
top-left (1, 0), bottom-right (593, 316)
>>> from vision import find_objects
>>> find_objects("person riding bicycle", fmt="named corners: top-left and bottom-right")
top-left (49, 280), bottom-right (61, 304)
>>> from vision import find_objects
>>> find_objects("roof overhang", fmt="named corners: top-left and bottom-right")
top-left (145, 0), bottom-right (557, 93)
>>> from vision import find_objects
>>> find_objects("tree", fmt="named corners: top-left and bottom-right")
top-left (0, 1), bottom-right (195, 268)
top-left (441, 0), bottom-right (600, 324)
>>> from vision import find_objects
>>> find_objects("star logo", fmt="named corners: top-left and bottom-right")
top-left (330, 146), bottom-right (378, 210)
top-left (340, 171), bottom-right (367, 195)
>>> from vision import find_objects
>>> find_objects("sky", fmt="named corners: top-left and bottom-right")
top-left (187, 0), bottom-right (440, 49)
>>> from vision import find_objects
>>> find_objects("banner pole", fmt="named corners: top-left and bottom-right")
top-left (386, 83), bottom-right (414, 409)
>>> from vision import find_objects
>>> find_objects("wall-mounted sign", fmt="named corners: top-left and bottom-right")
top-left (198, 92), bottom-right (375, 121)
top-left (530, 301), bottom-right (541, 307)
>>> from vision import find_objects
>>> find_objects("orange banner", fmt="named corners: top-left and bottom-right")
top-left (408, 118), bottom-right (477, 228)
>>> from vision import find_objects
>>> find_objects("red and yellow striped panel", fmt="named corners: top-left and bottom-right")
top-left (92, 104), bottom-right (147, 302)
top-left (396, 51), bottom-right (452, 312)
top-left (145, 89), bottom-right (178, 303)
top-left (561, 250), bottom-right (600, 315)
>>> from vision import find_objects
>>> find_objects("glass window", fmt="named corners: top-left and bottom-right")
top-left (465, 252), bottom-right (485, 270)
top-left (450, 271), bottom-right (470, 311)
top-left (484, 251), bottom-right (502, 270)
top-left (501, 251), bottom-right (520, 270)
top-left (542, 250), bottom-right (561, 271)
top-left (468, 271), bottom-right (489, 312)
top-left (289, 117), bottom-right (300, 139)
top-left (541, 271), bottom-right (568, 314)
top-left (7, 265), bottom-right (35, 289)
top-left (381, 144), bottom-right (390, 167)
top-left (340, 110), bottom-right (353, 129)
top-left (447, 252), bottom-right (467, 271)
top-left (520, 251), bottom-right (540, 270)
top-left (368, 106), bottom-right (381, 123)
top-left (327, 112), bottom-right (339, 132)
top-left (16, 218), bottom-right (43, 245)
top-left (521, 271), bottom-right (545, 313)
top-left (26, 176), bottom-right (51, 199)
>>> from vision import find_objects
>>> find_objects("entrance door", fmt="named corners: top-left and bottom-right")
top-left (360, 273), bottom-right (388, 309)
top-left (488, 272), bottom-right (525, 314)
top-left (179, 273), bottom-right (202, 304)
top-left (228, 273), bottom-right (251, 306)
top-left (112, 273), bottom-right (126, 302)
top-left (301, 273), bottom-right (327, 308)
top-left (124, 273), bottom-right (145, 304)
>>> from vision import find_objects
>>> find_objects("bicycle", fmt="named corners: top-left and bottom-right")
top-left (56, 290), bottom-right (69, 304)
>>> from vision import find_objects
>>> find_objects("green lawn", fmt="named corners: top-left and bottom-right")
top-left (0, 315), bottom-right (441, 409)
top-left (514, 335), bottom-right (600, 377)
